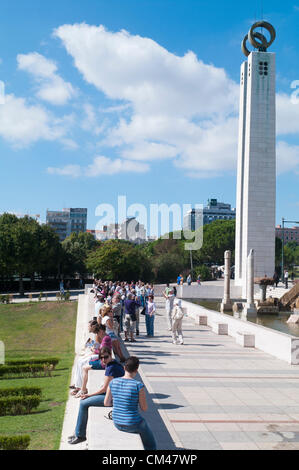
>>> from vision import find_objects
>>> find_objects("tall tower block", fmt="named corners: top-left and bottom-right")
top-left (235, 22), bottom-right (276, 297)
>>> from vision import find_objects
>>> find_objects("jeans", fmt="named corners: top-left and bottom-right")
top-left (145, 315), bottom-right (154, 336)
top-left (114, 418), bottom-right (157, 450)
top-left (75, 393), bottom-right (105, 439)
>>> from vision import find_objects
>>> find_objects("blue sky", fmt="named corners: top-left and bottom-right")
top-left (0, 0), bottom-right (298, 235)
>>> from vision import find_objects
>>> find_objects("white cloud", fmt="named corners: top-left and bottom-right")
top-left (49, 23), bottom-right (298, 178)
top-left (277, 92), bottom-right (299, 135)
top-left (17, 52), bottom-right (76, 105)
top-left (276, 141), bottom-right (299, 174)
top-left (47, 155), bottom-right (149, 177)
top-left (0, 93), bottom-right (69, 147)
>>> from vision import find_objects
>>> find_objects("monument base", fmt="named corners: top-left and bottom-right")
top-left (242, 303), bottom-right (257, 318)
top-left (220, 301), bottom-right (232, 312)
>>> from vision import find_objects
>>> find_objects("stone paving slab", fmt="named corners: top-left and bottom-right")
top-left (123, 295), bottom-right (299, 450)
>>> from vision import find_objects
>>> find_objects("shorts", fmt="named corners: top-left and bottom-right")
top-left (89, 359), bottom-right (104, 370)
top-left (107, 331), bottom-right (118, 341)
top-left (123, 314), bottom-right (136, 333)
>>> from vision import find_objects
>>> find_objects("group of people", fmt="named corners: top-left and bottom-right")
top-left (67, 279), bottom-right (158, 449)
top-left (67, 278), bottom-right (188, 450)
top-left (92, 279), bottom-right (156, 341)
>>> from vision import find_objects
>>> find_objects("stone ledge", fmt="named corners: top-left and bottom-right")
top-left (87, 370), bottom-right (143, 450)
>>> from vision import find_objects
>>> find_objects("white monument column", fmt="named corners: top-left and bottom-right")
top-left (235, 22), bottom-right (276, 299)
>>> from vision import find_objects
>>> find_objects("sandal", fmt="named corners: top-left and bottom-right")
top-left (75, 389), bottom-right (88, 398)
top-left (70, 388), bottom-right (80, 395)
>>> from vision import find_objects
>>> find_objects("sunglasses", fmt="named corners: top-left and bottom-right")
top-left (100, 355), bottom-right (110, 360)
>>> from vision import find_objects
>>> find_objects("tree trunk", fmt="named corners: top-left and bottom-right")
top-left (30, 273), bottom-right (35, 291)
top-left (19, 275), bottom-right (24, 296)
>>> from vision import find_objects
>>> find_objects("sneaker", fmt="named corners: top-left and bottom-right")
top-left (136, 330), bottom-right (139, 336)
top-left (130, 339), bottom-right (137, 342)
top-left (69, 436), bottom-right (86, 445)
top-left (172, 340), bottom-right (178, 345)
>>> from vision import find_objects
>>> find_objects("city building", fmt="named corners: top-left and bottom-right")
top-left (46, 208), bottom-right (87, 241)
top-left (119, 217), bottom-right (146, 243)
top-left (183, 199), bottom-right (235, 232)
top-left (203, 199), bottom-right (236, 225)
top-left (275, 225), bottom-right (299, 245)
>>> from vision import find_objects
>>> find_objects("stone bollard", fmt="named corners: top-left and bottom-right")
top-left (220, 250), bottom-right (232, 312)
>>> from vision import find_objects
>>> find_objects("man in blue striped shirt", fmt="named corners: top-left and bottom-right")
top-left (104, 356), bottom-right (156, 450)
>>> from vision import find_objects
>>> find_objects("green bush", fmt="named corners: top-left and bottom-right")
top-left (0, 386), bottom-right (42, 398)
top-left (0, 363), bottom-right (54, 378)
top-left (0, 435), bottom-right (30, 450)
top-left (6, 357), bottom-right (59, 368)
top-left (64, 290), bottom-right (71, 301)
top-left (0, 395), bottom-right (41, 416)
top-left (194, 264), bottom-right (212, 281)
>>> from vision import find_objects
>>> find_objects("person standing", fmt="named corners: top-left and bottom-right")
top-left (284, 270), bottom-right (289, 289)
top-left (273, 272), bottom-right (279, 288)
top-left (60, 279), bottom-right (64, 296)
top-left (187, 274), bottom-right (192, 286)
top-left (171, 299), bottom-right (185, 345)
top-left (145, 295), bottom-right (156, 337)
top-left (163, 287), bottom-right (175, 331)
top-left (123, 294), bottom-right (140, 342)
top-left (104, 356), bottom-right (157, 450)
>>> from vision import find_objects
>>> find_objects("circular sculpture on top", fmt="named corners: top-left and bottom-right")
top-left (241, 21), bottom-right (276, 57)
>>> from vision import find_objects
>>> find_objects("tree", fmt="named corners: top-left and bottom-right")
top-left (86, 239), bottom-right (152, 281)
top-left (193, 219), bottom-right (235, 266)
top-left (61, 232), bottom-right (99, 277)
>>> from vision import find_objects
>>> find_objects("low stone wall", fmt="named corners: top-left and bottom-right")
top-left (181, 299), bottom-right (299, 365)
top-left (177, 284), bottom-right (252, 300)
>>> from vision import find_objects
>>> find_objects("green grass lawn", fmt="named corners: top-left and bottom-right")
top-left (0, 301), bottom-right (77, 449)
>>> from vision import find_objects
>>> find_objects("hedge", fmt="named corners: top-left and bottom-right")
top-left (0, 395), bottom-right (41, 416)
top-left (0, 363), bottom-right (54, 378)
top-left (6, 357), bottom-right (60, 368)
top-left (0, 435), bottom-right (30, 450)
top-left (0, 386), bottom-right (42, 398)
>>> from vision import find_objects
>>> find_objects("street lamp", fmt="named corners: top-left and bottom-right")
top-left (281, 218), bottom-right (299, 280)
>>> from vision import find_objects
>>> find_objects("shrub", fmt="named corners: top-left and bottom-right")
top-left (0, 395), bottom-right (41, 416)
top-left (64, 290), bottom-right (71, 301)
top-left (38, 292), bottom-right (43, 301)
top-left (194, 264), bottom-right (212, 281)
top-left (0, 363), bottom-right (53, 378)
top-left (0, 435), bottom-right (30, 450)
top-left (0, 386), bottom-right (42, 398)
top-left (6, 357), bottom-right (59, 368)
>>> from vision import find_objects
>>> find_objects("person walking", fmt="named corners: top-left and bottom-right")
top-left (171, 299), bottom-right (184, 345)
top-left (145, 295), bottom-right (156, 337)
top-left (104, 356), bottom-right (157, 450)
top-left (187, 274), bottom-right (192, 286)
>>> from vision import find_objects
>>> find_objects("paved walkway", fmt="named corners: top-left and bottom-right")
top-left (124, 295), bottom-right (299, 450)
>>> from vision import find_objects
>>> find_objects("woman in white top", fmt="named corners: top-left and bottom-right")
top-left (99, 305), bottom-right (126, 362)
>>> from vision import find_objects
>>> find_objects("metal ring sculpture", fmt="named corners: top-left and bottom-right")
top-left (241, 21), bottom-right (276, 57)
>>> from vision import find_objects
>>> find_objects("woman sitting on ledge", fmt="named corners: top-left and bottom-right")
top-left (68, 347), bottom-right (124, 445)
